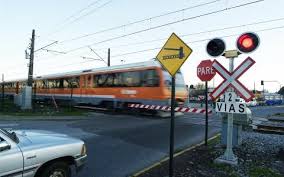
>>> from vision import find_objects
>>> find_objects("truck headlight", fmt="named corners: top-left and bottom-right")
top-left (81, 144), bottom-right (87, 156)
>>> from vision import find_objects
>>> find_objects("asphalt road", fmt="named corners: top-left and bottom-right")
top-left (0, 105), bottom-right (283, 177)
top-left (250, 105), bottom-right (284, 117)
top-left (0, 112), bottom-right (219, 177)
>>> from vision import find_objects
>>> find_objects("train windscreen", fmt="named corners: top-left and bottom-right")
top-left (163, 71), bottom-right (186, 91)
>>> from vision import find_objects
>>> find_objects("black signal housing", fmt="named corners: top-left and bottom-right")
top-left (206, 38), bottom-right (226, 57)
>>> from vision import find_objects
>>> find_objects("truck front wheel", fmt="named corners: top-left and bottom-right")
top-left (40, 161), bottom-right (71, 177)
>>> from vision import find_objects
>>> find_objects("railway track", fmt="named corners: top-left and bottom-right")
top-left (253, 116), bottom-right (284, 134)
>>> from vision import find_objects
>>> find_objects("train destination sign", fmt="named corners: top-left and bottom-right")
top-left (156, 33), bottom-right (192, 76)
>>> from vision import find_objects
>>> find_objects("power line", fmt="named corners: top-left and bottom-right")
top-left (35, 0), bottom-right (264, 61)
top-left (35, 8), bottom-right (279, 63)
top-left (65, 0), bottom-right (112, 26)
top-left (44, 0), bottom-right (104, 37)
top-left (7, 14), bottom-right (282, 72)
top-left (64, 0), bottom-right (265, 53)
top-left (59, 0), bottom-right (221, 43)
top-left (3, 0), bottom-right (267, 73)
top-left (59, 0), bottom-right (103, 24)
top-left (37, 24), bottom-right (284, 71)
top-left (4, 24), bottom-right (284, 80)
top-left (91, 17), bottom-right (284, 52)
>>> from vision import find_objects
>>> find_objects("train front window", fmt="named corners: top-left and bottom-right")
top-left (163, 71), bottom-right (186, 90)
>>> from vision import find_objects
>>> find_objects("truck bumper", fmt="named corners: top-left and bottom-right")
top-left (75, 154), bottom-right (87, 172)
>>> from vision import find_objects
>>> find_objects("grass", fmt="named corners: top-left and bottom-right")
top-left (249, 166), bottom-right (283, 177)
top-left (274, 113), bottom-right (284, 117)
top-left (211, 163), bottom-right (239, 177)
top-left (0, 99), bottom-right (87, 117)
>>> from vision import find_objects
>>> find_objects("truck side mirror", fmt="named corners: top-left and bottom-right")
top-left (0, 141), bottom-right (11, 152)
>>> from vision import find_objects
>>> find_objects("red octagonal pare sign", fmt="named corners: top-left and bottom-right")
top-left (197, 60), bottom-right (216, 81)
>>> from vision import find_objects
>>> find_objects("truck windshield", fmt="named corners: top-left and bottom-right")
top-left (0, 128), bottom-right (19, 143)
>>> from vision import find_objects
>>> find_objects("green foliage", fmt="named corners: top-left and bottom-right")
top-left (249, 166), bottom-right (282, 177)
top-left (278, 86), bottom-right (284, 95)
top-left (0, 99), bottom-right (86, 117)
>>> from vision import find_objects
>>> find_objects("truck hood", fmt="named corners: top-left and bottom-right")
top-left (14, 130), bottom-right (81, 147)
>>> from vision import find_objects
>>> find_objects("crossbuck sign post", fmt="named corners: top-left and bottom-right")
top-left (207, 32), bottom-right (259, 165)
top-left (211, 56), bottom-right (256, 165)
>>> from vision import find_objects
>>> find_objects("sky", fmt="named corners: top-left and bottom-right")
top-left (0, 0), bottom-right (283, 92)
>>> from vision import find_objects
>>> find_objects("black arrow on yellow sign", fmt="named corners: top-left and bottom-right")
top-left (163, 47), bottom-right (184, 59)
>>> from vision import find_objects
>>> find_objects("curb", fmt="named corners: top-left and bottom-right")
top-left (131, 133), bottom-right (221, 177)
top-left (0, 116), bottom-right (91, 121)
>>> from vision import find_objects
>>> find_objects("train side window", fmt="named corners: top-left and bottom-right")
top-left (48, 80), bottom-right (54, 88)
top-left (106, 74), bottom-right (115, 87)
top-left (63, 79), bottom-right (69, 88)
top-left (141, 69), bottom-right (159, 87)
top-left (72, 77), bottom-right (80, 88)
top-left (113, 73), bottom-right (123, 87)
top-left (93, 75), bottom-right (98, 88)
top-left (59, 79), bottom-right (64, 88)
top-left (42, 80), bottom-right (48, 89)
top-left (96, 74), bottom-right (108, 87)
top-left (122, 71), bottom-right (141, 87)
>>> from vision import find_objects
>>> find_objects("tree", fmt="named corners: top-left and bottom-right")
top-left (195, 83), bottom-right (205, 90)
top-left (278, 86), bottom-right (284, 95)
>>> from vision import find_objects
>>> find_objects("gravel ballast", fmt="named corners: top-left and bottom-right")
top-left (138, 131), bottom-right (284, 177)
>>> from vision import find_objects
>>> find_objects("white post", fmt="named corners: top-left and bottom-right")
top-left (224, 58), bottom-right (237, 161)
top-left (215, 57), bottom-right (238, 165)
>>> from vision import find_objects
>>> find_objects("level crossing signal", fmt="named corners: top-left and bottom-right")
top-left (236, 32), bottom-right (259, 53)
top-left (206, 38), bottom-right (226, 57)
top-left (206, 32), bottom-right (260, 57)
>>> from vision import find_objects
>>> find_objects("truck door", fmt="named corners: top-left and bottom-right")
top-left (0, 133), bottom-right (23, 177)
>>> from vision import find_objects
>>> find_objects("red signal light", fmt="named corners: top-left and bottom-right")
top-left (237, 32), bottom-right (259, 53)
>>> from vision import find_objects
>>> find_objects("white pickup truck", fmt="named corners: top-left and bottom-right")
top-left (0, 128), bottom-right (87, 177)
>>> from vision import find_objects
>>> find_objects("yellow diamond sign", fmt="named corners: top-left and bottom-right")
top-left (156, 33), bottom-right (192, 76)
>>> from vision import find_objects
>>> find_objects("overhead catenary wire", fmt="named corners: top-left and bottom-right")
top-left (35, 24), bottom-right (284, 71)
top-left (32, 1), bottom-right (274, 64)
top-left (1, 0), bottom-right (266, 74)
top-left (59, 0), bottom-right (221, 44)
top-left (64, 0), bottom-right (265, 54)
top-left (35, 0), bottom-right (265, 62)
top-left (43, 0), bottom-right (105, 37)
top-left (91, 17), bottom-right (284, 52)
top-left (64, 0), bottom-right (112, 26)
top-left (7, 13), bottom-right (281, 71)
top-left (5, 24), bottom-right (284, 80)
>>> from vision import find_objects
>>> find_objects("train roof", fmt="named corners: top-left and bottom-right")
top-left (36, 60), bottom-right (161, 79)
top-left (3, 60), bottom-right (162, 83)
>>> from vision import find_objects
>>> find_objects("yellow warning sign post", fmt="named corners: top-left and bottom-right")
top-left (156, 33), bottom-right (192, 177)
top-left (156, 33), bottom-right (192, 76)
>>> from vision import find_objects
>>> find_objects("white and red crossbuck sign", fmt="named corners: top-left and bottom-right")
top-left (210, 57), bottom-right (255, 102)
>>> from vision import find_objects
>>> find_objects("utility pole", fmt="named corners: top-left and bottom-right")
top-left (108, 48), bottom-right (110, 67)
top-left (28, 29), bottom-right (35, 87)
top-left (1, 74), bottom-right (4, 110)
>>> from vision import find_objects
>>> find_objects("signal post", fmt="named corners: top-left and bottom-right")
top-left (206, 32), bottom-right (259, 165)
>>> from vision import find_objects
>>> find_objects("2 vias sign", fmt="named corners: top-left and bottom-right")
top-left (216, 92), bottom-right (246, 114)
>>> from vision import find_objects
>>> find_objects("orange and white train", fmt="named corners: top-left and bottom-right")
top-left (2, 61), bottom-right (188, 109)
